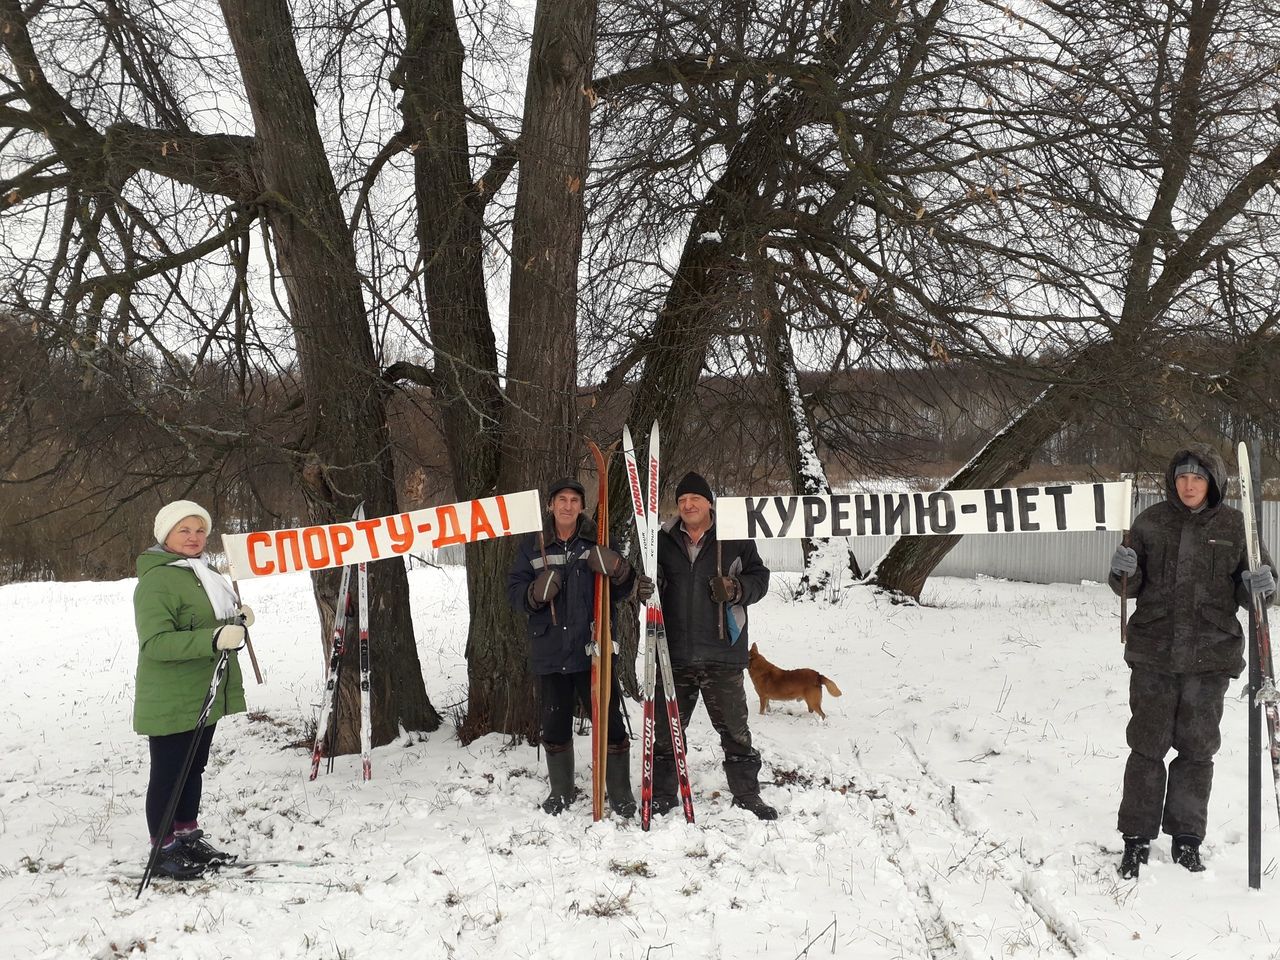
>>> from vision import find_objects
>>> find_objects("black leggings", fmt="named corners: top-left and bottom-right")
top-left (145, 723), bottom-right (217, 842)
top-left (540, 671), bottom-right (627, 748)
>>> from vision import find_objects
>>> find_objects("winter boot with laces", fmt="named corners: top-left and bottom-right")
top-left (1171, 835), bottom-right (1206, 873)
top-left (1117, 836), bottom-right (1150, 879)
top-left (176, 828), bottom-right (236, 865)
top-left (150, 839), bottom-right (206, 881)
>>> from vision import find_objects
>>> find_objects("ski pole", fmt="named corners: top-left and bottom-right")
top-left (538, 532), bottom-right (557, 625)
top-left (716, 539), bottom-right (726, 642)
top-left (1120, 530), bottom-right (1131, 645)
top-left (230, 579), bottom-right (263, 684)
top-left (137, 650), bottom-right (231, 897)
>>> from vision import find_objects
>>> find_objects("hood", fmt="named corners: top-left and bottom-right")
top-left (1164, 443), bottom-right (1227, 509)
top-left (136, 546), bottom-right (182, 578)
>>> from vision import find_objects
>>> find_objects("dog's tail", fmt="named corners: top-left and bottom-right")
top-left (820, 676), bottom-right (842, 698)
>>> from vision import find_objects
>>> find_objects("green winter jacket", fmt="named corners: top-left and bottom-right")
top-left (133, 548), bottom-right (246, 736)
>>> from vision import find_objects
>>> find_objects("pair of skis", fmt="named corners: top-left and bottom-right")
top-left (1237, 444), bottom-right (1280, 835)
top-left (310, 503), bottom-right (373, 782)
top-left (623, 422), bottom-right (695, 829)
top-left (586, 440), bottom-right (614, 822)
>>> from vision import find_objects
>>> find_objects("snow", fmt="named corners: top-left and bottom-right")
top-left (3, 569), bottom-right (1279, 959)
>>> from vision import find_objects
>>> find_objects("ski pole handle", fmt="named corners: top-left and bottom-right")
top-left (539, 532), bottom-right (557, 625)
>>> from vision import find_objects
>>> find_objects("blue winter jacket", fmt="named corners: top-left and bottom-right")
top-left (507, 513), bottom-right (635, 676)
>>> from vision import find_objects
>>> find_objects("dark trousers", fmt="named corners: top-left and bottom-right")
top-left (146, 723), bottom-right (217, 842)
top-left (652, 662), bottom-right (762, 800)
top-left (1118, 666), bottom-right (1231, 840)
top-left (540, 671), bottom-right (627, 748)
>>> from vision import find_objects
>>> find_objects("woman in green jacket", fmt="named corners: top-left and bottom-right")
top-left (134, 500), bottom-right (251, 880)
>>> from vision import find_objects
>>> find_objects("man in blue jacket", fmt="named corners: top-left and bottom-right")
top-left (653, 471), bottom-right (776, 820)
top-left (507, 478), bottom-right (644, 815)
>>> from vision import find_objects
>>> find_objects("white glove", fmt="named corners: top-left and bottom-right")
top-left (237, 605), bottom-right (255, 628)
top-left (213, 624), bottom-right (246, 652)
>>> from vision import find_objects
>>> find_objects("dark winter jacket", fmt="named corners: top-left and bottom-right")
top-left (507, 512), bottom-right (635, 676)
top-left (656, 514), bottom-right (770, 669)
top-left (1109, 443), bottom-right (1273, 677)
top-left (133, 549), bottom-right (246, 736)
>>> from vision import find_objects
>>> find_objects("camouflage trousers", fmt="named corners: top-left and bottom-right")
top-left (652, 662), bottom-right (764, 802)
top-left (1117, 665), bottom-right (1231, 840)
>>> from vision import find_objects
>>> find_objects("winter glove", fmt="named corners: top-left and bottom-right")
top-left (212, 624), bottom-right (246, 652)
top-left (236, 604), bottom-right (255, 628)
top-left (635, 574), bottom-right (655, 603)
top-left (1110, 545), bottom-right (1138, 577)
top-left (1243, 567), bottom-right (1277, 600)
top-left (586, 545), bottom-right (630, 583)
top-left (709, 576), bottom-right (741, 604)
top-left (528, 569), bottom-right (562, 608)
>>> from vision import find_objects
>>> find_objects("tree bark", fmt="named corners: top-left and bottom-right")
top-left (219, 0), bottom-right (439, 747)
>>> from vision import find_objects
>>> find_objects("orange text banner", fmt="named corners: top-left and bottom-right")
top-left (224, 489), bottom-right (543, 580)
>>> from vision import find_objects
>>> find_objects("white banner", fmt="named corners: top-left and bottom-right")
top-left (224, 489), bottom-right (543, 580)
top-left (717, 481), bottom-right (1134, 541)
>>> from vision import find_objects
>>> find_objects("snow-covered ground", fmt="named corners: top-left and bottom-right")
top-left (3, 567), bottom-right (1278, 959)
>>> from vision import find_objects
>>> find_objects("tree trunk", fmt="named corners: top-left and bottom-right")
top-left (220, 0), bottom-right (439, 748)
top-left (759, 276), bottom-right (854, 599)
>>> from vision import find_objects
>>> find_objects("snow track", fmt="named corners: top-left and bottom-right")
top-left (854, 740), bottom-right (1098, 960)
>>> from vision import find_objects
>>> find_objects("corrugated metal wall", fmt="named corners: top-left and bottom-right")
top-left (754, 493), bottom-right (1280, 582)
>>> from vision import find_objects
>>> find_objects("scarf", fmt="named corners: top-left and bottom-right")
top-left (169, 554), bottom-right (240, 620)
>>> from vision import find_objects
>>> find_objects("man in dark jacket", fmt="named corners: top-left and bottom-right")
top-left (1109, 444), bottom-right (1276, 877)
top-left (507, 478), bottom-right (642, 816)
top-left (652, 471), bottom-right (776, 820)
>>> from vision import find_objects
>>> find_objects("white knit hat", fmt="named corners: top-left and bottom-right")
top-left (153, 500), bottom-right (212, 545)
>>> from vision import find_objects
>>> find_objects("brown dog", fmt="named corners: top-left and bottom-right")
top-left (747, 643), bottom-right (842, 720)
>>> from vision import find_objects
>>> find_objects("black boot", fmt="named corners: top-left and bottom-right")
top-left (606, 743), bottom-right (637, 818)
top-left (541, 744), bottom-right (577, 815)
top-left (150, 840), bottom-right (206, 881)
top-left (176, 828), bottom-right (235, 865)
top-left (725, 753), bottom-right (778, 821)
top-left (1171, 835), bottom-right (1206, 873)
top-left (1117, 836), bottom-right (1150, 879)
top-left (651, 755), bottom-right (678, 815)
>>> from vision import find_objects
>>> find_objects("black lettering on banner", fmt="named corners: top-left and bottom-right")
top-left (855, 494), bottom-right (880, 536)
top-left (802, 496), bottom-right (827, 537)
top-left (1044, 485), bottom-right (1070, 530)
top-left (912, 493), bottom-right (927, 534)
top-left (775, 497), bottom-right (800, 537)
top-left (985, 488), bottom-right (1015, 532)
top-left (928, 492), bottom-right (956, 533)
top-left (745, 497), bottom-right (773, 538)
top-left (1093, 483), bottom-right (1106, 530)
top-left (831, 495), bottom-right (852, 537)
top-left (885, 494), bottom-right (911, 535)
top-left (1016, 487), bottom-right (1040, 531)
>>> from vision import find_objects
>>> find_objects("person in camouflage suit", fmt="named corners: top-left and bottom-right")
top-left (1109, 444), bottom-right (1276, 877)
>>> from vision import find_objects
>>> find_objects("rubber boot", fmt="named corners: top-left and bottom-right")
top-left (606, 742), bottom-right (637, 818)
top-left (541, 744), bottom-right (576, 815)
top-left (651, 755), bottom-right (678, 815)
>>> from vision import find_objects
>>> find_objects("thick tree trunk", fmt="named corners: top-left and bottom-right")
top-left (398, 0), bottom-right (598, 741)
top-left (220, 0), bottom-right (439, 749)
